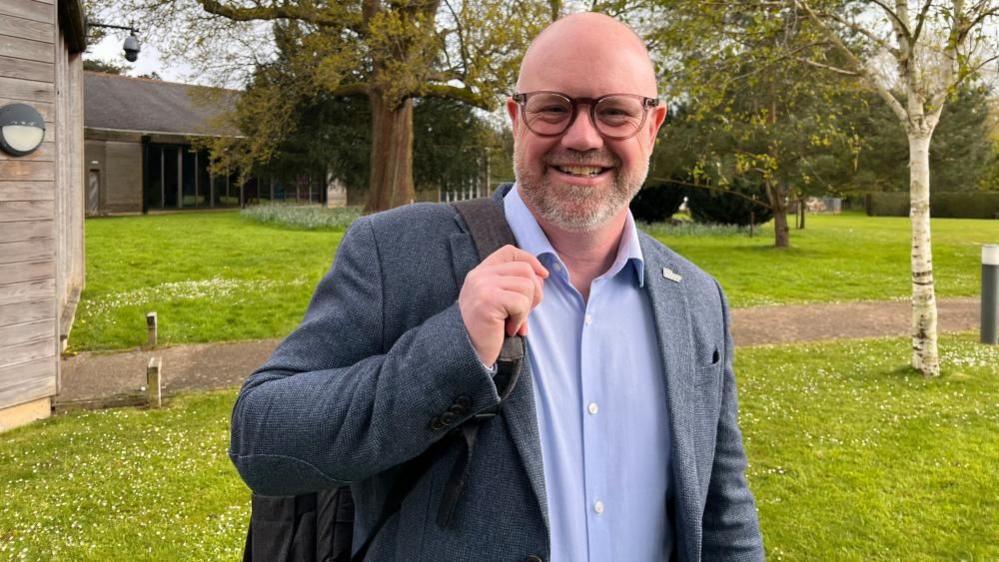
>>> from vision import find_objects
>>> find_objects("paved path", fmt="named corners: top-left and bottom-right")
top-left (55, 297), bottom-right (982, 410)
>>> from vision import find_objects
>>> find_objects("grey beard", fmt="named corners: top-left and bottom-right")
top-left (514, 152), bottom-right (647, 232)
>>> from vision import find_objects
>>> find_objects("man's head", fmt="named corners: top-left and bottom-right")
top-left (508, 12), bottom-right (666, 232)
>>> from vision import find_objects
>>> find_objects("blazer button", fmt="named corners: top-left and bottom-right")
top-left (455, 395), bottom-right (471, 409)
top-left (440, 411), bottom-right (457, 425)
top-left (429, 417), bottom-right (446, 430)
top-left (524, 556), bottom-right (543, 562)
top-left (447, 404), bottom-right (467, 416)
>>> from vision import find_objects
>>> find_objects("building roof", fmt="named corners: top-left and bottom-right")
top-left (84, 72), bottom-right (241, 137)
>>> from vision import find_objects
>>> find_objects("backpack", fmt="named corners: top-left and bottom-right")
top-left (242, 197), bottom-right (524, 562)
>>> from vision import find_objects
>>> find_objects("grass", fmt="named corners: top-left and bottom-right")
top-left (70, 209), bottom-right (999, 351)
top-left (71, 212), bottom-right (345, 352)
top-left (647, 211), bottom-right (999, 307)
top-left (2, 333), bottom-right (995, 560)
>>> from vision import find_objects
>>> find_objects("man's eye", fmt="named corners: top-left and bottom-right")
top-left (536, 106), bottom-right (568, 114)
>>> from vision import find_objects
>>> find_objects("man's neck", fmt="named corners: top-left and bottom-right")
top-left (534, 210), bottom-right (628, 302)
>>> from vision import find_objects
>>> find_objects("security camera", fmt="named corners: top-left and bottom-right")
top-left (123, 32), bottom-right (140, 62)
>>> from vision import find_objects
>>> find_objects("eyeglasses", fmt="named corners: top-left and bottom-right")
top-left (512, 91), bottom-right (659, 140)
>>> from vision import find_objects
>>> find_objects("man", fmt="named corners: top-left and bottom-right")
top-left (230, 12), bottom-right (764, 562)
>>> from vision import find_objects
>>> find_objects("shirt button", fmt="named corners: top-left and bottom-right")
top-left (587, 402), bottom-right (599, 415)
top-left (593, 500), bottom-right (605, 514)
top-left (584, 314), bottom-right (593, 325)
top-left (553, 262), bottom-right (563, 272)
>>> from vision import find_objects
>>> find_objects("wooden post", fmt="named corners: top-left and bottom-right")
top-left (146, 357), bottom-right (162, 408)
top-left (194, 150), bottom-right (199, 208)
top-left (146, 311), bottom-right (157, 348)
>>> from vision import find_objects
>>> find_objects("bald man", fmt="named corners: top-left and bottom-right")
top-left (231, 12), bottom-right (764, 562)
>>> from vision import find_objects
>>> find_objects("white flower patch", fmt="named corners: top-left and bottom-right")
top-left (81, 277), bottom-right (311, 318)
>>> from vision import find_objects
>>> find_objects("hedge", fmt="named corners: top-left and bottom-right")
top-left (866, 192), bottom-right (999, 219)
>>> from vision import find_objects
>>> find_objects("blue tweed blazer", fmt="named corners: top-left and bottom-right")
top-left (229, 187), bottom-right (764, 561)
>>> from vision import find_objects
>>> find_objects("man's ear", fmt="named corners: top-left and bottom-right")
top-left (506, 97), bottom-right (521, 134)
top-left (646, 104), bottom-right (668, 145)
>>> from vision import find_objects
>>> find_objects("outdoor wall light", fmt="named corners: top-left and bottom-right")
top-left (0, 103), bottom-right (45, 157)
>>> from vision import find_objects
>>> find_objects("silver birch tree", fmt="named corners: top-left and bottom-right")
top-left (793, 0), bottom-right (999, 376)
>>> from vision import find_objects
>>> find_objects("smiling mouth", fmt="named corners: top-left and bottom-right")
top-left (552, 165), bottom-right (610, 177)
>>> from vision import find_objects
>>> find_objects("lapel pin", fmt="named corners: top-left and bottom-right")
top-left (662, 267), bottom-right (683, 283)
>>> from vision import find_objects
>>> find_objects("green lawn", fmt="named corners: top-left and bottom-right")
top-left (649, 212), bottom-right (998, 307)
top-left (71, 212), bottom-right (344, 351)
top-left (3, 333), bottom-right (995, 560)
top-left (70, 210), bottom-right (999, 351)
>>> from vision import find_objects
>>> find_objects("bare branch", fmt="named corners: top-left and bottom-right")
top-left (797, 57), bottom-right (860, 76)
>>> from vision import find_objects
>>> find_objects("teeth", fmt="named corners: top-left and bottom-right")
top-left (557, 166), bottom-right (604, 176)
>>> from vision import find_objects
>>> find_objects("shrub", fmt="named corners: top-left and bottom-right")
top-left (687, 176), bottom-right (774, 226)
top-left (630, 181), bottom-right (686, 223)
top-left (866, 192), bottom-right (999, 218)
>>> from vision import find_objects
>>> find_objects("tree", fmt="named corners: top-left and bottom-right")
top-left (648, 9), bottom-right (862, 247)
top-left (788, 1), bottom-right (999, 376)
top-left (843, 85), bottom-right (993, 193)
top-left (82, 59), bottom-right (126, 74)
top-left (106, 0), bottom-right (557, 212)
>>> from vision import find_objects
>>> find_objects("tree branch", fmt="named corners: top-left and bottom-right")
top-left (420, 84), bottom-right (492, 109)
top-left (797, 57), bottom-right (860, 76)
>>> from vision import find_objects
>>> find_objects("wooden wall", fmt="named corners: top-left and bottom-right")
top-left (84, 132), bottom-right (143, 215)
top-left (0, 0), bottom-right (84, 422)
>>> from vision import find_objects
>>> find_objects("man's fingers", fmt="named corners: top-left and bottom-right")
top-left (480, 245), bottom-right (549, 278)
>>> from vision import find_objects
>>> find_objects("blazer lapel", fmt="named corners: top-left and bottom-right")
top-left (639, 235), bottom-right (702, 561)
top-left (448, 213), bottom-right (550, 534)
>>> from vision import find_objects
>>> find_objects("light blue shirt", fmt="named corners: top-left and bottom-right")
top-left (503, 185), bottom-right (672, 562)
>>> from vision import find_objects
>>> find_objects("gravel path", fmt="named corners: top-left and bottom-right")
top-left (55, 297), bottom-right (983, 410)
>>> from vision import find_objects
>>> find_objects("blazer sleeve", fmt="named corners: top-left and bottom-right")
top-left (228, 216), bottom-right (502, 496)
top-left (701, 281), bottom-right (765, 561)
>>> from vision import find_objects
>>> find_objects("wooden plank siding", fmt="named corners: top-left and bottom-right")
top-left (0, 200), bottom-right (53, 221)
top-left (0, 55), bottom-right (53, 82)
top-left (0, 35), bottom-right (53, 63)
top-left (0, 160), bottom-right (55, 180)
top-left (0, 358), bottom-right (56, 410)
top-left (0, 260), bottom-right (51, 286)
top-left (0, 0), bottom-right (76, 417)
top-left (0, 76), bottom-right (54, 102)
top-left (0, 14), bottom-right (53, 42)
top-left (0, 219), bottom-right (52, 241)
top-left (0, 0), bottom-right (53, 24)
top-left (0, 299), bottom-right (52, 327)
top-left (0, 182), bottom-right (54, 201)
top-left (0, 238), bottom-right (53, 263)
top-left (0, 277), bottom-right (53, 307)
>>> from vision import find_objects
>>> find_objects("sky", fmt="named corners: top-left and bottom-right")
top-left (85, 31), bottom-right (198, 84)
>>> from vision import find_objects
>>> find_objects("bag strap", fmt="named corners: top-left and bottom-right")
top-left (351, 197), bottom-right (523, 561)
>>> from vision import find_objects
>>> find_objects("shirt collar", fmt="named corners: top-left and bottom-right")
top-left (503, 183), bottom-right (646, 287)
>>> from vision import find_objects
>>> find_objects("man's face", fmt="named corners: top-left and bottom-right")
top-left (508, 34), bottom-right (666, 233)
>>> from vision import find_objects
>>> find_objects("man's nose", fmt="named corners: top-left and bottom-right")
top-left (559, 107), bottom-right (604, 152)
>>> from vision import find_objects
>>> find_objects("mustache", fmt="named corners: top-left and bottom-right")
top-left (544, 150), bottom-right (619, 168)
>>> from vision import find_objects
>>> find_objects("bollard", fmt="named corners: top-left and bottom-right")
top-left (146, 312), bottom-right (157, 348)
top-left (147, 357), bottom-right (162, 408)
top-left (983, 245), bottom-right (999, 345)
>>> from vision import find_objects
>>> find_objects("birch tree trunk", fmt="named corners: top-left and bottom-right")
top-left (907, 131), bottom-right (940, 376)
top-left (365, 90), bottom-right (415, 212)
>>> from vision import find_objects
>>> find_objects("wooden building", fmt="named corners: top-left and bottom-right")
top-left (0, 0), bottom-right (86, 430)
top-left (83, 72), bottom-right (287, 213)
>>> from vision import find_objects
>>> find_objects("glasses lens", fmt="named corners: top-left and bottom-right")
top-left (594, 96), bottom-right (646, 138)
top-left (523, 93), bottom-right (573, 135)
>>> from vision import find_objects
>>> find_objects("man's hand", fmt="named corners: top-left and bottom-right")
top-left (459, 245), bottom-right (548, 366)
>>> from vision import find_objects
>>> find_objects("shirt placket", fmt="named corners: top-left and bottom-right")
top-left (580, 278), bottom-right (610, 562)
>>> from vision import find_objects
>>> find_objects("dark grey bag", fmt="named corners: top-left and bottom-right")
top-left (242, 197), bottom-right (524, 562)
